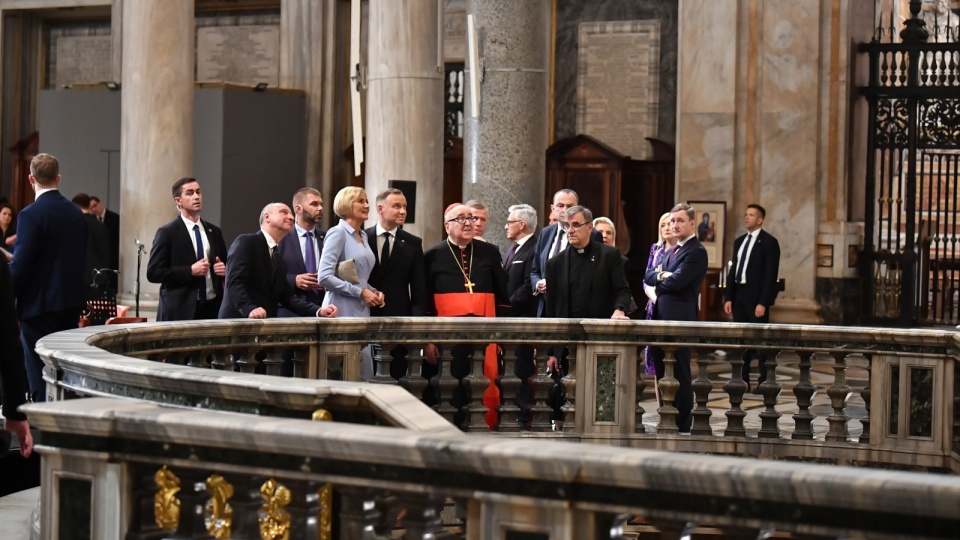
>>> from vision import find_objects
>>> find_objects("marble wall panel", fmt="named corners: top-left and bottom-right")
top-left (554, 0), bottom-right (677, 143)
top-left (678, 0), bottom-right (737, 113)
top-left (676, 112), bottom-right (735, 202)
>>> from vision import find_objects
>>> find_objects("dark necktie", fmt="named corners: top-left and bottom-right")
top-left (504, 243), bottom-right (518, 266)
top-left (735, 233), bottom-right (753, 283)
top-left (193, 224), bottom-right (206, 301)
top-left (304, 231), bottom-right (317, 274)
top-left (381, 231), bottom-right (391, 264)
top-left (549, 227), bottom-right (564, 259)
top-left (271, 245), bottom-right (281, 269)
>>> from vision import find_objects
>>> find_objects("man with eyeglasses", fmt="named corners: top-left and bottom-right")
top-left (423, 203), bottom-right (509, 429)
top-left (544, 206), bottom-right (631, 325)
top-left (530, 189), bottom-right (603, 317)
top-left (503, 204), bottom-right (539, 318)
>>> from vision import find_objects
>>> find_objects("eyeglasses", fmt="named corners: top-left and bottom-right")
top-left (446, 216), bottom-right (479, 225)
top-left (560, 221), bottom-right (589, 231)
top-left (505, 220), bottom-right (523, 226)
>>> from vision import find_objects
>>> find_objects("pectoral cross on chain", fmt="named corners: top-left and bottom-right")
top-left (465, 280), bottom-right (476, 294)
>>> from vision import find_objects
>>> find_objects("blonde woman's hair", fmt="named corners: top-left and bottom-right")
top-left (656, 212), bottom-right (672, 245)
top-left (332, 186), bottom-right (367, 218)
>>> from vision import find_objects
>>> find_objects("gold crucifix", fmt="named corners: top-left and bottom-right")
top-left (465, 280), bottom-right (476, 294)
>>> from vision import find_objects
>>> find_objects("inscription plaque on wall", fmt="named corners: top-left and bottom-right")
top-left (576, 21), bottom-right (660, 159)
top-left (55, 35), bottom-right (112, 88)
top-left (197, 25), bottom-right (280, 86)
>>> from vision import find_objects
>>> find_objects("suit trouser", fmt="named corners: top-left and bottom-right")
top-left (651, 345), bottom-right (693, 432)
top-left (20, 309), bottom-right (81, 402)
top-left (731, 293), bottom-right (770, 383)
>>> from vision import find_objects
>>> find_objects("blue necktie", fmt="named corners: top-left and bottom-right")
top-left (304, 231), bottom-right (317, 274)
top-left (735, 233), bottom-right (753, 284)
top-left (193, 224), bottom-right (206, 300)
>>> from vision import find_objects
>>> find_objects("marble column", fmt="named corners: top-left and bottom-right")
top-left (118, 0), bottom-right (194, 309)
top-left (365, 0), bottom-right (444, 246)
top-left (462, 0), bottom-right (550, 252)
top-left (678, 0), bottom-right (828, 324)
top-left (280, 0), bottom-right (337, 203)
top-left (111, 0), bottom-right (122, 82)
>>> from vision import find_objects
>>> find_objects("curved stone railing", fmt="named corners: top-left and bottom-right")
top-left (37, 318), bottom-right (960, 472)
top-left (25, 318), bottom-right (960, 539)
top-left (23, 397), bottom-right (960, 539)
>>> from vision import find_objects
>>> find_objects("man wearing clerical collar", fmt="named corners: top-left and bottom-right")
top-left (423, 203), bottom-right (510, 429)
top-left (544, 205), bottom-right (631, 320)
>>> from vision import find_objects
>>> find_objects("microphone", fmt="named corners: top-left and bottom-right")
top-left (135, 238), bottom-right (146, 254)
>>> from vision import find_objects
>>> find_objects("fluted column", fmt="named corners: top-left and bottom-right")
top-left (280, 0), bottom-right (337, 202)
top-left (118, 0), bottom-right (194, 308)
top-left (462, 0), bottom-right (549, 252)
top-left (366, 0), bottom-right (444, 246)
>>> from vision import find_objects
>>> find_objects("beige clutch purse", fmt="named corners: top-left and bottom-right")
top-left (335, 259), bottom-right (360, 285)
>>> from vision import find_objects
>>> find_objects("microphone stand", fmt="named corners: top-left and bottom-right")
top-left (135, 239), bottom-right (146, 317)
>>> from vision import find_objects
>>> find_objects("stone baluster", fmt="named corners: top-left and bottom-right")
top-left (791, 351), bottom-right (819, 440)
top-left (497, 344), bottom-right (525, 433)
top-left (529, 366), bottom-right (556, 432)
top-left (464, 345), bottom-right (492, 432)
top-left (233, 349), bottom-right (258, 374)
top-left (826, 352), bottom-right (852, 442)
top-left (635, 348), bottom-right (647, 434)
top-left (560, 350), bottom-right (577, 432)
top-left (953, 366), bottom-right (959, 456)
top-left (186, 352), bottom-right (206, 369)
top-left (757, 350), bottom-right (784, 439)
top-left (399, 347), bottom-right (430, 404)
top-left (168, 470), bottom-right (212, 539)
top-left (656, 347), bottom-right (680, 434)
top-left (398, 493), bottom-right (455, 539)
top-left (429, 347), bottom-right (461, 426)
top-left (690, 352), bottom-right (715, 436)
top-left (337, 487), bottom-right (380, 540)
top-left (723, 351), bottom-right (748, 437)
top-left (261, 348), bottom-right (284, 377)
top-left (369, 344), bottom-right (397, 385)
top-left (373, 492), bottom-right (401, 538)
top-left (280, 479), bottom-right (321, 540)
top-left (209, 351), bottom-right (228, 371)
top-left (858, 354), bottom-right (872, 444)
top-left (230, 475), bottom-right (265, 539)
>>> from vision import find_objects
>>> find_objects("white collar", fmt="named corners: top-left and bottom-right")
top-left (34, 187), bottom-right (57, 200)
top-left (295, 223), bottom-right (318, 237)
top-left (515, 232), bottom-right (533, 248)
top-left (180, 214), bottom-right (202, 228)
top-left (376, 223), bottom-right (399, 237)
top-left (261, 230), bottom-right (279, 250)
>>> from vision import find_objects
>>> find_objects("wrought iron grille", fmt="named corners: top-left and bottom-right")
top-left (860, 1), bottom-right (960, 325)
top-left (444, 62), bottom-right (464, 155)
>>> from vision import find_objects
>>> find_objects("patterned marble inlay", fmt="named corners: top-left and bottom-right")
top-left (576, 20), bottom-right (660, 159)
top-left (328, 354), bottom-right (345, 382)
top-left (890, 365), bottom-right (900, 435)
top-left (595, 354), bottom-right (617, 423)
top-left (59, 477), bottom-right (92, 539)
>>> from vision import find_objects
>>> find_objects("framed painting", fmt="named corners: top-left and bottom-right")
top-left (688, 201), bottom-right (726, 269)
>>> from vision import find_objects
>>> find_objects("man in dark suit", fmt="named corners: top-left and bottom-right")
top-left (530, 189), bottom-right (603, 317)
top-left (503, 204), bottom-right (539, 318)
top-left (147, 178), bottom-right (228, 321)
top-left (10, 153), bottom-right (88, 402)
top-left (545, 206), bottom-right (631, 369)
top-left (277, 187), bottom-right (327, 317)
top-left (71, 193), bottom-right (110, 300)
top-left (367, 188), bottom-right (426, 317)
top-left (644, 202), bottom-right (709, 433)
top-left (724, 203), bottom-right (781, 391)
top-left (365, 188), bottom-right (426, 379)
top-left (89, 195), bottom-right (120, 293)
top-left (219, 203), bottom-right (338, 320)
top-left (2, 256), bottom-right (33, 457)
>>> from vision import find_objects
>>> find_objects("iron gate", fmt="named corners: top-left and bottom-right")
top-left (860, 2), bottom-right (960, 326)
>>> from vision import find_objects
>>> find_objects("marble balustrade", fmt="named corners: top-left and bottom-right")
top-left (35, 318), bottom-right (960, 474)
top-left (22, 397), bottom-right (960, 540)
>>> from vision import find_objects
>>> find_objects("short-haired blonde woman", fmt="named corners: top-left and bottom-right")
top-left (593, 216), bottom-right (616, 247)
top-left (318, 187), bottom-right (383, 317)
